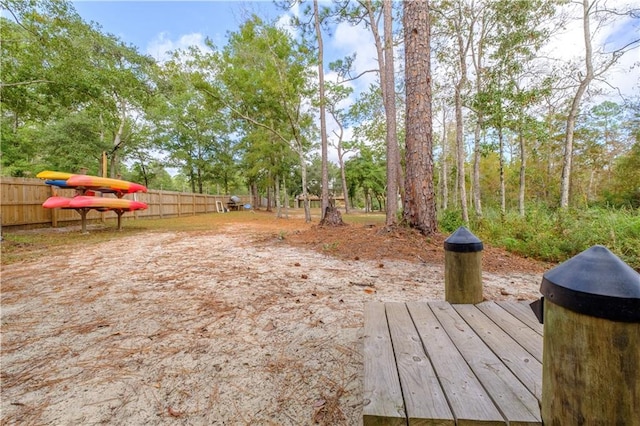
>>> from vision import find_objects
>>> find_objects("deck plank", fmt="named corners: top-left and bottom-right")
top-left (430, 302), bottom-right (541, 426)
top-left (385, 302), bottom-right (455, 426)
top-left (496, 301), bottom-right (543, 336)
top-left (407, 302), bottom-right (506, 426)
top-left (452, 304), bottom-right (543, 401)
top-left (476, 302), bottom-right (543, 363)
top-left (363, 302), bottom-right (406, 425)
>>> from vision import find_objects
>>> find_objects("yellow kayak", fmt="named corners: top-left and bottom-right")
top-left (37, 170), bottom-right (147, 194)
top-left (36, 170), bottom-right (74, 180)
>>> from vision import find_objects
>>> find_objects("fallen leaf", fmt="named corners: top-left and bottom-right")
top-left (167, 407), bottom-right (182, 417)
top-left (263, 321), bottom-right (276, 331)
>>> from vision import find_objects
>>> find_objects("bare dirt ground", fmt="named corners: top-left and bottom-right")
top-left (1, 211), bottom-right (550, 425)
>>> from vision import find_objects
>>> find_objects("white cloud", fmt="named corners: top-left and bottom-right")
top-left (331, 21), bottom-right (380, 91)
top-left (146, 32), bottom-right (211, 63)
top-left (540, 2), bottom-right (639, 102)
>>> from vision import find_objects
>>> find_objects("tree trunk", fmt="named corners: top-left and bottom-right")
top-left (298, 149), bottom-right (311, 222)
top-left (453, 2), bottom-right (470, 224)
top-left (473, 120), bottom-right (483, 217)
top-left (498, 126), bottom-right (506, 215)
top-left (560, 0), bottom-right (594, 209)
top-left (109, 100), bottom-right (127, 178)
top-left (251, 182), bottom-right (259, 209)
top-left (402, 0), bottom-right (437, 235)
top-left (275, 174), bottom-right (282, 218)
top-left (283, 174), bottom-right (289, 219)
top-left (471, 12), bottom-right (487, 219)
top-left (441, 104), bottom-right (448, 210)
top-left (338, 147), bottom-right (350, 213)
top-left (313, 0), bottom-right (330, 219)
top-left (518, 129), bottom-right (526, 217)
top-left (266, 174), bottom-right (272, 212)
top-left (455, 90), bottom-right (469, 223)
top-left (383, 0), bottom-right (399, 227)
top-left (319, 201), bottom-right (345, 226)
top-left (365, 0), bottom-right (399, 227)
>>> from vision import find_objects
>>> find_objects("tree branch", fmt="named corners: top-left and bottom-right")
top-left (338, 68), bottom-right (378, 83)
top-left (0, 79), bottom-right (53, 88)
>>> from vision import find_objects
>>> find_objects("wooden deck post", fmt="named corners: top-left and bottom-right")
top-left (443, 226), bottom-right (483, 304)
top-left (537, 245), bottom-right (640, 426)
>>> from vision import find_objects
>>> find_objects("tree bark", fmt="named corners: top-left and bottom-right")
top-left (365, 0), bottom-right (399, 227)
top-left (441, 104), bottom-right (449, 210)
top-left (498, 125), bottom-right (506, 215)
top-left (560, 0), bottom-right (594, 209)
top-left (383, 0), bottom-right (399, 226)
top-left (518, 128), bottom-right (526, 217)
top-left (453, 2), bottom-right (471, 224)
top-left (275, 174), bottom-right (282, 218)
top-left (333, 121), bottom-right (351, 213)
top-left (313, 0), bottom-right (330, 219)
top-left (403, 0), bottom-right (437, 235)
top-left (298, 149), bottom-right (311, 222)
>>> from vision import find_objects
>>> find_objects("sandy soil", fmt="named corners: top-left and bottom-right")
top-left (1, 214), bottom-right (548, 425)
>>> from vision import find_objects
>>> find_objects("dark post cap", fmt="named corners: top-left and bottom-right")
top-left (540, 245), bottom-right (640, 322)
top-left (444, 226), bottom-right (484, 253)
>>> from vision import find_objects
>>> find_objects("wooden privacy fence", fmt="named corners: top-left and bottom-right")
top-left (0, 177), bottom-right (248, 229)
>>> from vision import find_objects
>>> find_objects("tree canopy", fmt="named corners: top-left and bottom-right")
top-left (2, 0), bottom-right (638, 217)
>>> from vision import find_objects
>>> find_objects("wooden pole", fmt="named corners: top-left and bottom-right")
top-left (444, 226), bottom-right (483, 304)
top-left (79, 209), bottom-right (88, 234)
top-left (537, 245), bottom-right (640, 425)
top-left (102, 151), bottom-right (107, 178)
top-left (542, 300), bottom-right (639, 425)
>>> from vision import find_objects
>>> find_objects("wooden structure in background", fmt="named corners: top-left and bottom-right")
top-left (363, 301), bottom-right (543, 425)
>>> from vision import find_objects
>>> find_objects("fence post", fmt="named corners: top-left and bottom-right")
top-left (443, 226), bottom-right (484, 304)
top-left (533, 245), bottom-right (640, 425)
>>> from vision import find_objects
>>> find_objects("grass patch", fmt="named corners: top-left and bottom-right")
top-left (439, 205), bottom-right (640, 271)
top-left (1, 209), bottom-right (386, 266)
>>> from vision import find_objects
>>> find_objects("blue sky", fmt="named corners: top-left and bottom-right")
top-left (72, 1), bottom-right (284, 58)
top-left (71, 1), bottom-right (380, 96)
top-left (71, 1), bottom-right (638, 99)
top-left (70, 0), bottom-right (638, 128)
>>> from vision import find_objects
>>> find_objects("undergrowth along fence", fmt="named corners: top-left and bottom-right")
top-left (1, 177), bottom-right (248, 229)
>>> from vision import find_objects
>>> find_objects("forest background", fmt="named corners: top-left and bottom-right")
top-left (1, 0), bottom-right (639, 268)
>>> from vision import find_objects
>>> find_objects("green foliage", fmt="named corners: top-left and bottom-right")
top-left (446, 205), bottom-right (640, 270)
top-left (1, 0), bottom-right (157, 178)
top-left (438, 209), bottom-right (465, 233)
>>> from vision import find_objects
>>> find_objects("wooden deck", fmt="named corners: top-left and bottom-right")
top-left (363, 301), bottom-right (543, 425)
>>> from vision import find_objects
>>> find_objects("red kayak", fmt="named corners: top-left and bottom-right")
top-left (43, 196), bottom-right (148, 212)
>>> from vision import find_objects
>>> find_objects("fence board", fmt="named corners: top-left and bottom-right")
top-left (1, 177), bottom-right (244, 229)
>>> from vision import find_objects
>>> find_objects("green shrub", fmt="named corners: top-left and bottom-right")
top-left (443, 205), bottom-right (640, 271)
top-left (438, 209), bottom-right (464, 233)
